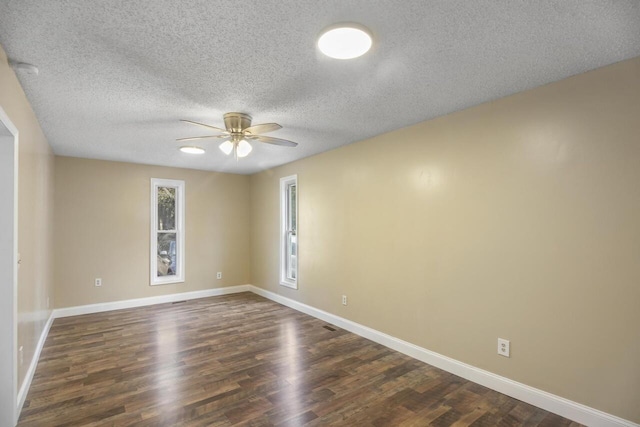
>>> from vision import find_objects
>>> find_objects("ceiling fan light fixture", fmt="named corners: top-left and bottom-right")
top-left (179, 146), bottom-right (205, 154)
top-left (236, 139), bottom-right (253, 158)
top-left (318, 24), bottom-right (372, 59)
top-left (219, 140), bottom-right (233, 155)
top-left (180, 112), bottom-right (297, 161)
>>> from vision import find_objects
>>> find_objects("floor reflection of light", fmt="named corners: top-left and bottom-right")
top-left (282, 320), bottom-right (303, 416)
top-left (154, 312), bottom-right (179, 409)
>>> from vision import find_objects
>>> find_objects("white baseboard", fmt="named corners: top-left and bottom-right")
top-left (17, 311), bottom-right (54, 415)
top-left (52, 285), bottom-right (250, 318)
top-left (247, 285), bottom-right (638, 427)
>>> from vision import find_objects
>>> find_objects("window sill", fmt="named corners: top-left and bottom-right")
top-left (151, 277), bottom-right (185, 286)
top-left (279, 280), bottom-right (298, 290)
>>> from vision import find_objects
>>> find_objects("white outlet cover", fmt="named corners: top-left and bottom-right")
top-left (95, 278), bottom-right (102, 287)
top-left (498, 338), bottom-right (510, 357)
top-left (217, 272), bottom-right (222, 279)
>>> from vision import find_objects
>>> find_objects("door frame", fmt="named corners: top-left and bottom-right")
top-left (0, 106), bottom-right (19, 426)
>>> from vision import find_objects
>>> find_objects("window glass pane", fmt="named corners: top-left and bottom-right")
top-left (286, 182), bottom-right (297, 281)
top-left (157, 232), bottom-right (177, 276)
top-left (157, 187), bottom-right (176, 230)
top-left (287, 233), bottom-right (297, 280)
top-left (288, 184), bottom-right (296, 231)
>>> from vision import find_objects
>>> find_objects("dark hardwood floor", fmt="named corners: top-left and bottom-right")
top-left (19, 292), bottom-right (582, 426)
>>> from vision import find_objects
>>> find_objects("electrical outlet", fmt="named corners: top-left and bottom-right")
top-left (498, 338), bottom-right (510, 357)
top-left (216, 272), bottom-right (222, 279)
top-left (342, 295), bottom-right (347, 306)
top-left (47, 296), bottom-right (50, 309)
top-left (95, 278), bottom-right (102, 287)
top-left (19, 346), bottom-right (23, 366)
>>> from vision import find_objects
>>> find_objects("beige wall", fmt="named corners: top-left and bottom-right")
top-left (54, 157), bottom-right (250, 307)
top-left (0, 46), bottom-right (55, 390)
top-left (250, 57), bottom-right (640, 423)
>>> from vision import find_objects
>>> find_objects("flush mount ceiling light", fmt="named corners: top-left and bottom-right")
top-left (179, 146), bottom-right (205, 154)
top-left (317, 24), bottom-right (372, 59)
top-left (178, 112), bottom-right (297, 160)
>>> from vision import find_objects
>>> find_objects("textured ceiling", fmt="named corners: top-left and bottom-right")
top-left (1, 1), bottom-right (639, 174)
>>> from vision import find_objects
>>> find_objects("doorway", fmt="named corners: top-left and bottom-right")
top-left (0, 106), bottom-right (19, 426)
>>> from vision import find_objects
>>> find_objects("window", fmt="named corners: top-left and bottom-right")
top-left (280, 175), bottom-right (298, 288)
top-left (151, 178), bottom-right (185, 285)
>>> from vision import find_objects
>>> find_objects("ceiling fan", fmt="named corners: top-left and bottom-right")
top-left (178, 112), bottom-right (298, 159)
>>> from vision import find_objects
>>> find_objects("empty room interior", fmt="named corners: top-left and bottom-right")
top-left (1, 1), bottom-right (639, 426)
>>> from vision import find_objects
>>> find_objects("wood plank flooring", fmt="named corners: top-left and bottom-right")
top-left (19, 292), bottom-right (583, 426)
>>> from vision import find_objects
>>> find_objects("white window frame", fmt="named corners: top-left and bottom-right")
top-left (280, 175), bottom-right (298, 289)
top-left (150, 178), bottom-right (185, 286)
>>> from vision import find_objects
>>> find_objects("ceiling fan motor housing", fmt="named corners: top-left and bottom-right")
top-left (224, 112), bottom-right (252, 133)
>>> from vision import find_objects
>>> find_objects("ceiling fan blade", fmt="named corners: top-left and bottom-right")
top-left (244, 123), bottom-right (282, 135)
top-left (180, 119), bottom-right (229, 134)
top-left (247, 135), bottom-right (298, 147)
top-left (176, 135), bottom-right (229, 142)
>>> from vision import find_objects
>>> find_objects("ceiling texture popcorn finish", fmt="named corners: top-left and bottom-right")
top-left (1, 1), bottom-right (639, 174)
